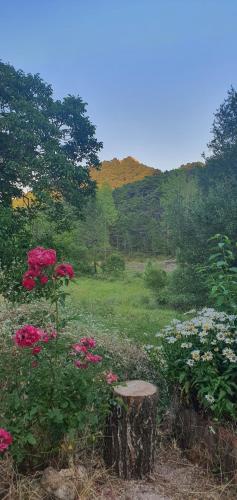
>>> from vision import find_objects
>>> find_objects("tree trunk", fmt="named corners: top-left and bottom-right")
top-left (104, 380), bottom-right (158, 479)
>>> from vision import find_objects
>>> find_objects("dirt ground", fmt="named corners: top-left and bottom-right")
top-left (96, 446), bottom-right (237, 500)
top-left (126, 259), bottom-right (177, 274)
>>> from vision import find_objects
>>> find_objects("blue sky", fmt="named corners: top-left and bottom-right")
top-left (1, 0), bottom-right (237, 170)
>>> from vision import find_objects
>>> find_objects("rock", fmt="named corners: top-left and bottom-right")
top-left (41, 465), bottom-right (87, 500)
top-left (76, 464), bottom-right (88, 482)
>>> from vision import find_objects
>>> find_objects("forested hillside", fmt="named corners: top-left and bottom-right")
top-left (90, 156), bottom-right (158, 188)
top-left (111, 162), bottom-right (205, 255)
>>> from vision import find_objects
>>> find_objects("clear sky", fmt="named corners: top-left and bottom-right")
top-left (1, 0), bottom-right (237, 171)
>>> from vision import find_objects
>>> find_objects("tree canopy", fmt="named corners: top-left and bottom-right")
top-left (207, 86), bottom-right (237, 158)
top-left (0, 61), bottom-right (103, 207)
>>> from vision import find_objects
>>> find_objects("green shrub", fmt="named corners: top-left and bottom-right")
top-left (155, 287), bottom-right (170, 305)
top-left (52, 231), bottom-right (94, 275)
top-left (167, 264), bottom-right (209, 309)
top-left (0, 207), bottom-right (33, 303)
top-left (146, 308), bottom-right (237, 422)
top-left (206, 234), bottom-right (237, 312)
top-left (101, 253), bottom-right (125, 276)
top-left (144, 262), bottom-right (167, 293)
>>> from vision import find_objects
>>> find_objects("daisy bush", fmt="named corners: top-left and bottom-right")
top-left (0, 247), bottom-right (119, 466)
top-left (146, 308), bottom-right (237, 421)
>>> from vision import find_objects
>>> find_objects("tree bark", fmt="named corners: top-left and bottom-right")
top-left (104, 380), bottom-right (158, 479)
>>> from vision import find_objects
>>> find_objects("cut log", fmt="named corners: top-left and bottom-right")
top-left (104, 380), bottom-right (158, 479)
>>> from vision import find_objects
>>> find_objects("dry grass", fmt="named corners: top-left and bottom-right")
top-left (1, 443), bottom-right (237, 500)
top-left (0, 456), bottom-right (44, 499)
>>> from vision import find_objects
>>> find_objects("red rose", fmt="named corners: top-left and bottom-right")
top-left (79, 337), bottom-right (96, 349)
top-left (72, 343), bottom-right (88, 354)
top-left (40, 275), bottom-right (49, 285)
top-left (22, 276), bottom-right (36, 290)
top-left (32, 346), bottom-right (42, 355)
top-left (13, 325), bottom-right (41, 347)
top-left (86, 353), bottom-right (103, 364)
top-left (0, 428), bottom-right (13, 453)
top-left (55, 263), bottom-right (74, 279)
top-left (27, 247), bottom-right (56, 268)
top-left (23, 269), bottom-right (40, 279)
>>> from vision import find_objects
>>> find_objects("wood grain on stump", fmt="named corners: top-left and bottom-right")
top-left (104, 380), bottom-right (158, 479)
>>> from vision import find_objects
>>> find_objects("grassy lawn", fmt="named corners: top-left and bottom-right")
top-left (69, 274), bottom-right (182, 345)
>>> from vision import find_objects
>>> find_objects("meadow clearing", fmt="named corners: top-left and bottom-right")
top-left (69, 259), bottom-right (182, 345)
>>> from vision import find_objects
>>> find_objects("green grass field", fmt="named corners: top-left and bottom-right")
top-left (69, 273), bottom-right (182, 345)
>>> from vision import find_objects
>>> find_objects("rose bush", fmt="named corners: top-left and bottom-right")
top-left (0, 429), bottom-right (13, 453)
top-left (0, 247), bottom-right (118, 466)
top-left (146, 308), bottom-right (237, 421)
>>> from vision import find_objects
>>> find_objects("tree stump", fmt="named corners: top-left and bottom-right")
top-left (104, 380), bottom-right (158, 479)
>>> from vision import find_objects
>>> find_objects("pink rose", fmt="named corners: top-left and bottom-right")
top-left (13, 325), bottom-right (41, 347)
top-left (86, 353), bottom-right (103, 364)
top-left (0, 428), bottom-right (13, 453)
top-left (55, 263), bottom-right (74, 279)
top-left (105, 371), bottom-right (118, 384)
top-left (72, 343), bottom-right (88, 354)
top-left (79, 337), bottom-right (96, 349)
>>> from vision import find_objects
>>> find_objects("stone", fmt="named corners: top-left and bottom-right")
top-left (41, 465), bottom-right (87, 500)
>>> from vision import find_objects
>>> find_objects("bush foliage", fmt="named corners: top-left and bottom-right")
top-left (147, 308), bottom-right (237, 422)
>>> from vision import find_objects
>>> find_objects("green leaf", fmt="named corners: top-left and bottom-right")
top-left (26, 434), bottom-right (37, 446)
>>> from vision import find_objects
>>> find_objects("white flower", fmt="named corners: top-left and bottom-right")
top-left (205, 394), bottom-right (215, 404)
top-left (187, 359), bottom-right (195, 367)
top-left (145, 344), bottom-right (154, 351)
top-left (167, 336), bottom-right (177, 344)
top-left (222, 348), bottom-right (237, 363)
top-left (224, 337), bottom-right (234, 344)
top-left (202, 351), bottom-right (213, 361)
top-left (181, 342), bottom-right (192, 349)
top-left (222, 347), bottom-right (234, 357)
top-left (217, 332), bottom-right (227, 341)
top-left (191, 350), bottom-right (200, 361)
top-left (203, 323), bottom-right (212, 331)
top-left (192, 319), bottom-right (201, 327)
top-left (200, 331), bottom-right (208, 338)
